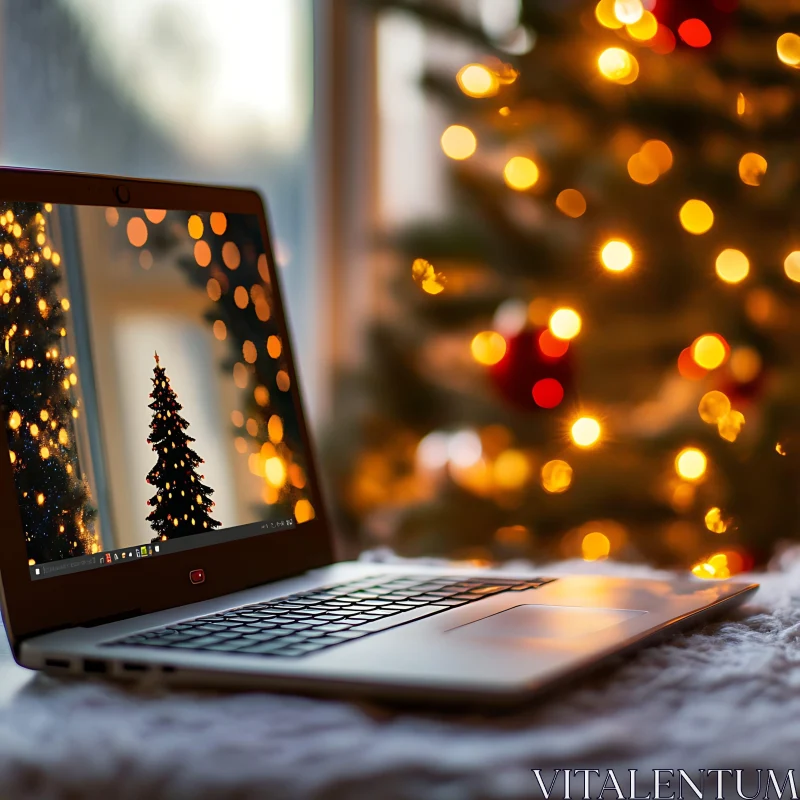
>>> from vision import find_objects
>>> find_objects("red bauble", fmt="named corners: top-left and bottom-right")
top-left (652, 0), bottom-right (736, 49)
top-left (488, 328), bottom-right (575, 411)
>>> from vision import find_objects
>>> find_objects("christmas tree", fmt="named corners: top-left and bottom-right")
top-left (146, 353), bottom-right (221, 539)
top-left (0, 202), bottom-right (97, 564)
top-left (330, 0), bottom-right (800, 575)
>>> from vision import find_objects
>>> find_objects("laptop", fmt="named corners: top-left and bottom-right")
top-left (0, 168), bottom-right (758, 705)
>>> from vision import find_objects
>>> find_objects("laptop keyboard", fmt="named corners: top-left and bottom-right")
top-left (105, 573), bottom-right (556, 659)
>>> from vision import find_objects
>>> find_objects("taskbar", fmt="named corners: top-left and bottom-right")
top-left (29, 517), bottom-right (296, 580)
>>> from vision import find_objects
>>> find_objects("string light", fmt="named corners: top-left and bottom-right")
top-left (503, 157), bottom-right (539, 190)
top-left (601, 239), bottom-right (634, 272)
top-left (571, 417), bottom-right (601, 447)
top-left (715, 249), bottom-right (749, 284)
top-left (541, 459), bottom-right (573, 493)
top-left (441, 125), bottom-right (477, 160)
top-left (456, 64), bottom-right (499, 98)
top-left (679, 200), bottom-right (714, 234)
top-left (471, 331), bottom-right (507, 366)
top-left (549, 308), bottom-right (582, 341)
top-left (598, 48), bottom-right (639, 84)
top-left (675, 447), bottom-right (707, 481)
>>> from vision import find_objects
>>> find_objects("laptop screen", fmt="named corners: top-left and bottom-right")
top-left (0, 202), bottom-right (315, 580)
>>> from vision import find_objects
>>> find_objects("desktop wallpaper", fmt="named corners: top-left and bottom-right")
top-left (0, 201), bottom-right (315, 571)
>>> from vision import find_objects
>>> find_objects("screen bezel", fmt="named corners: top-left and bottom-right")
top-left (0, 168), bottom-right (336, 647)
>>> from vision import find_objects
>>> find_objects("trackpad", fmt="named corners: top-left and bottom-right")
top-left (450, 605), bottom-right (647, 641)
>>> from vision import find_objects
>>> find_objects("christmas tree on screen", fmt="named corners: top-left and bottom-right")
top-left (0, 202), bottom-right (96, 563)
top-left (330, 0), bottom-right (800, 574)
top-left (146, 353), bottom-right (220, 539)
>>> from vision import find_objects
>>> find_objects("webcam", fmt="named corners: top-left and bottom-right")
top-left (114, 184), bottom-right (131, 204)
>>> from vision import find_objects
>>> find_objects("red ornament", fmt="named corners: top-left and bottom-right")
top-left (488, 327), bottom-right (575, 411)
top-left (652, 0), bottom-right (736, 49)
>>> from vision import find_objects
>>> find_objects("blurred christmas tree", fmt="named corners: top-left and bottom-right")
top-left (0, 202), bottom-right (97, 563)
top-left (146, 353), bottom-right (221, 540)
top-left (328, 0), bottom-right (800, 575)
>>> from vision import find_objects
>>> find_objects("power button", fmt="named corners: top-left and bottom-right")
top-left (189, 569), bottom-right (205, 585)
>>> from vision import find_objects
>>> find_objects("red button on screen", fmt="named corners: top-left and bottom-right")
top-left (189, 569), bottom-right (205, 585)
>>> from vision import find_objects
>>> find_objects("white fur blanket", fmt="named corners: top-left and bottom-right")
top-left (0, 551), bottom-right (795, 800)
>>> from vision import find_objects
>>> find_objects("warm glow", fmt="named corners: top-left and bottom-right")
top-left (144, 209), bottom-right (166, 224)
top-left (222, 242), bottom-right (241, 270)
top-left (705, 507), bottom-right (728, 534)
top-left (471, 331), bottom-right (507, 366)
top-left (556, 189), bottom-right (587, 218)
top-left (213, 320), bottom-right (227, 341)
top-left (194, 241), bottom-right (212, 268)
top-left (40, 446), bottom-right (50, 459)
top-left (456, 64), bottom-right (499, 98)
top-left (207, 279), bottom-right (222, 302)
top-left (503, 157), bottom-right (539, 191)
top-left (210, 212), bottom-right (227, 235)
top-left (242, 340), bottom-right (258, 364)
top-left (541, 459), bottom-right (573, 493)
top-left (785, 251), bottom-right (800, 282)
top-left (234, 286), bottom-right (249, 309)
top-left (627, 153), bottom-right (659, 185)
top-left (614, 0), bottom-right (642, 23)
top-left (265, 456), bottom-right (287, 488)
top-left (538, 329), bottom-right (569, 359)
top-left (8, 411), bottom-right (20, 430)
top-left (729, 347), bottom-right (762, 383)
top-left (718, 410), bottom-right (745, 442)
top-left (126, 217), bottom-right (148, 247)
top-left (532, 378), bottom-right (564, 409)
top-left (626, 10), bottom-right (658, 41)
top-left (679, 200), bottom-right (714, 235)
top-left (595, 0), bottom-right (623, 29)
top-left (571, 417), bottom-right (601, 447)
top-left (582, 531), bottom-right (610, 561)
top-left (295, 499), bottom-right (315, 523)
top-left (549, 308), bottom-right (582, 341)
top-left (692, 335), bottom-right (728, 370)
top-left (441, 125), bottom-right (477, 160)
top-left (641, 140), bottom-right (673, 174)
top-left (36, 493), bottom-right (45, 506)
top-left (268, 415), bottom-right (284, 443)
top-left (601, 239), bottom-right (633, 272)
top-left (715, 249), bottom-right (749, 284)
top-left (187, 215), bottom-right (204, 240)
top-left (698, 391), bottom-right (731, 424)
top-left (105, 207), bottom-right (119, 227)
top-left (276, 370), bottom-right (291, 391)
top-left (678, 18), bottom-right (712, 48)
top-left (493, 450), bottom-right (530, 490)
top-left (738, 152), bottom-right (768, 187)
top-left (777, 33), bottom-right (800, 66)
top-left (675, 447), bottom-right (707, 481)
top-left (267, 335), bottom-right (282, 359)
top-left (597, 48), bottom-right (638, 84)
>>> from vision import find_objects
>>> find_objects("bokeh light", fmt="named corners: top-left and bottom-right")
top-left (144, 209), bottom-right (166, 224)
top-left (777, 33), bottom-right (800, 67)
top-left (704, 507), bottom-right (728, 534)
top-left (210, 212), bottom-right (227, 235)
top-left (678, 18), bottom-right (712, 48)
top-left (679, 200), bottom-right (714, 234)
top-left (493, 450), bottom-right (531, 490)
top-left (571, 417), bottom-right (601, 447)
top-left (187, 215), bottom-right (204, 240)
top-left (729, 347), bottom-right (761, 383)
top-left (532, 378), bottom-right (564, 408)
top-left (471, 331), bottom-right (507, 366)
top-left (541, 459), bottom-right (573, 493)
top-left (738, 152), bottom-right (768, 186)
top-left (692, 334), bottom-right (728, 370)
top-left (718, 410), bottom-right (745, 442)
top-left (556, 189), bottom-right (587, 218)
top-left (715, 249), bottom-right (749, 284)
top-left (626, 10), bottom-right (658, 41)
top-left (503, 157), bottom-right (540, 191)
top-left (194, 241), bottom-right (211, 267)
top-left (613, 0), bottom-right (643, 24)
top-left (628, 153), bottom-right (659, 185)
top-left (441, 125), bottom-right (477, 160)
top-left (698, 390), bottom-right (731, 424)
top-left (456, 64), bottom-right (499, 98)
top-left (675, 447), bottom-right (707, 481)
top-left (595, 0), bottom-right (623, 29)
top-left (598, 47), bottom-right (639, 84)
top-left (126, 217), bottom-right (148, 248)
top-left (538, 329), bottom-right (569, 358)
top-left (784, 251), bottom-right (800, 282)
top-left (549, 307), bottom-right (582, 340)
top-left (582, 531), bottom-right (610, 561)
top-left (601, 239), bottom-right (634, 272)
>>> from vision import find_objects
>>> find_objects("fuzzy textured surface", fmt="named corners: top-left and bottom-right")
top-left (0, 552), bottom-right (795, 800)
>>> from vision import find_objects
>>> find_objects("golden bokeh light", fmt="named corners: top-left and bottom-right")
top-left (675, 447), bottom-right (707, 481)
top-left (493, 449), bottom-right (530, 490)
top-left (738, 152), bottom-right (767, 186)
top-left (777, 32), bottom-right (800, 66)
top-left (276, 370), bottom-right (291, 392)
top-left (222, 242), bottom-right (241, 270)
top-left (595, 0), bottom-right (623, 29)
top-left (105, 207), bottom-right (119, 227)
top-left (210, 212), bottom-right (227, 235)
top-left (715, 248), bottom-right (749, 284)
top-left (456, 63), bottom-right (499, 98)
top-left (626, 10), bottom-right (658, 41)
top-left (679, 200), bottom-right (714, 234)
top-left (265, 456), bottom-right (287, 488)
top-left (212, 320), bottom-right (227, 341)
top-left (441, 125), bottom-right (477, 160)
top-left (698, 390), bottom-right (731, 424)
top-left (582, 531), bottom-right (610, 561)
top-left (187, 215), bottom-right (204, 240)
top-left (729, 347), bottom-right (761, 383)
top-left (503, 156), bottom-right (540, 191)
top-left (267, 335), bottom-right (282, 359)
top-left (549, 307), bottom-right (582, 341)
top-left (242, 340), bottom-right (258, 364)
top-left (692, 334), bottom-right (727, 370)
top-left (412, 258), bottom-right (446, 295)
top-left (627, 153), bottom-right (659, 185)
top-left (126, 217), bottom-right (148, 247)
top-left (556, 189), bottom-right (587, 218)
top-left (541, 459), bottom-right (573, 493)
top-left (601, 239), bottom-right (634, 272)
top-left (640, 139), bottom-right (673, 174)
top-left (295, 499), bottom-right (315, 523)
top-left (206, 278), bottom-right (222, 302)
top-left (471, 331), bottom-right (507, 366)
top-left (704, 507), bottom-right (728, 534)
top-left (718, 410), bottom-right (745, 442)
top-left (254, 386), bottom-right (269, 407)
top-left (598, 47), bottom-right (639, 84)
top-left (571, 417), bottom-right (601, 447)
top-left (614, 0), bottom-right (643, 24)
top-left (784, 251), bottom-right (800, 282)
top-left (194, 241), bottom-right (211, 267)
top-left (144, 209), bottom-right (166, 224)
top-left (8, 411), bottom-right (21, 430)
top-left (234, 286), bottom-right (249, 309)
top-left (268, 415), bottom-right (284, 443)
